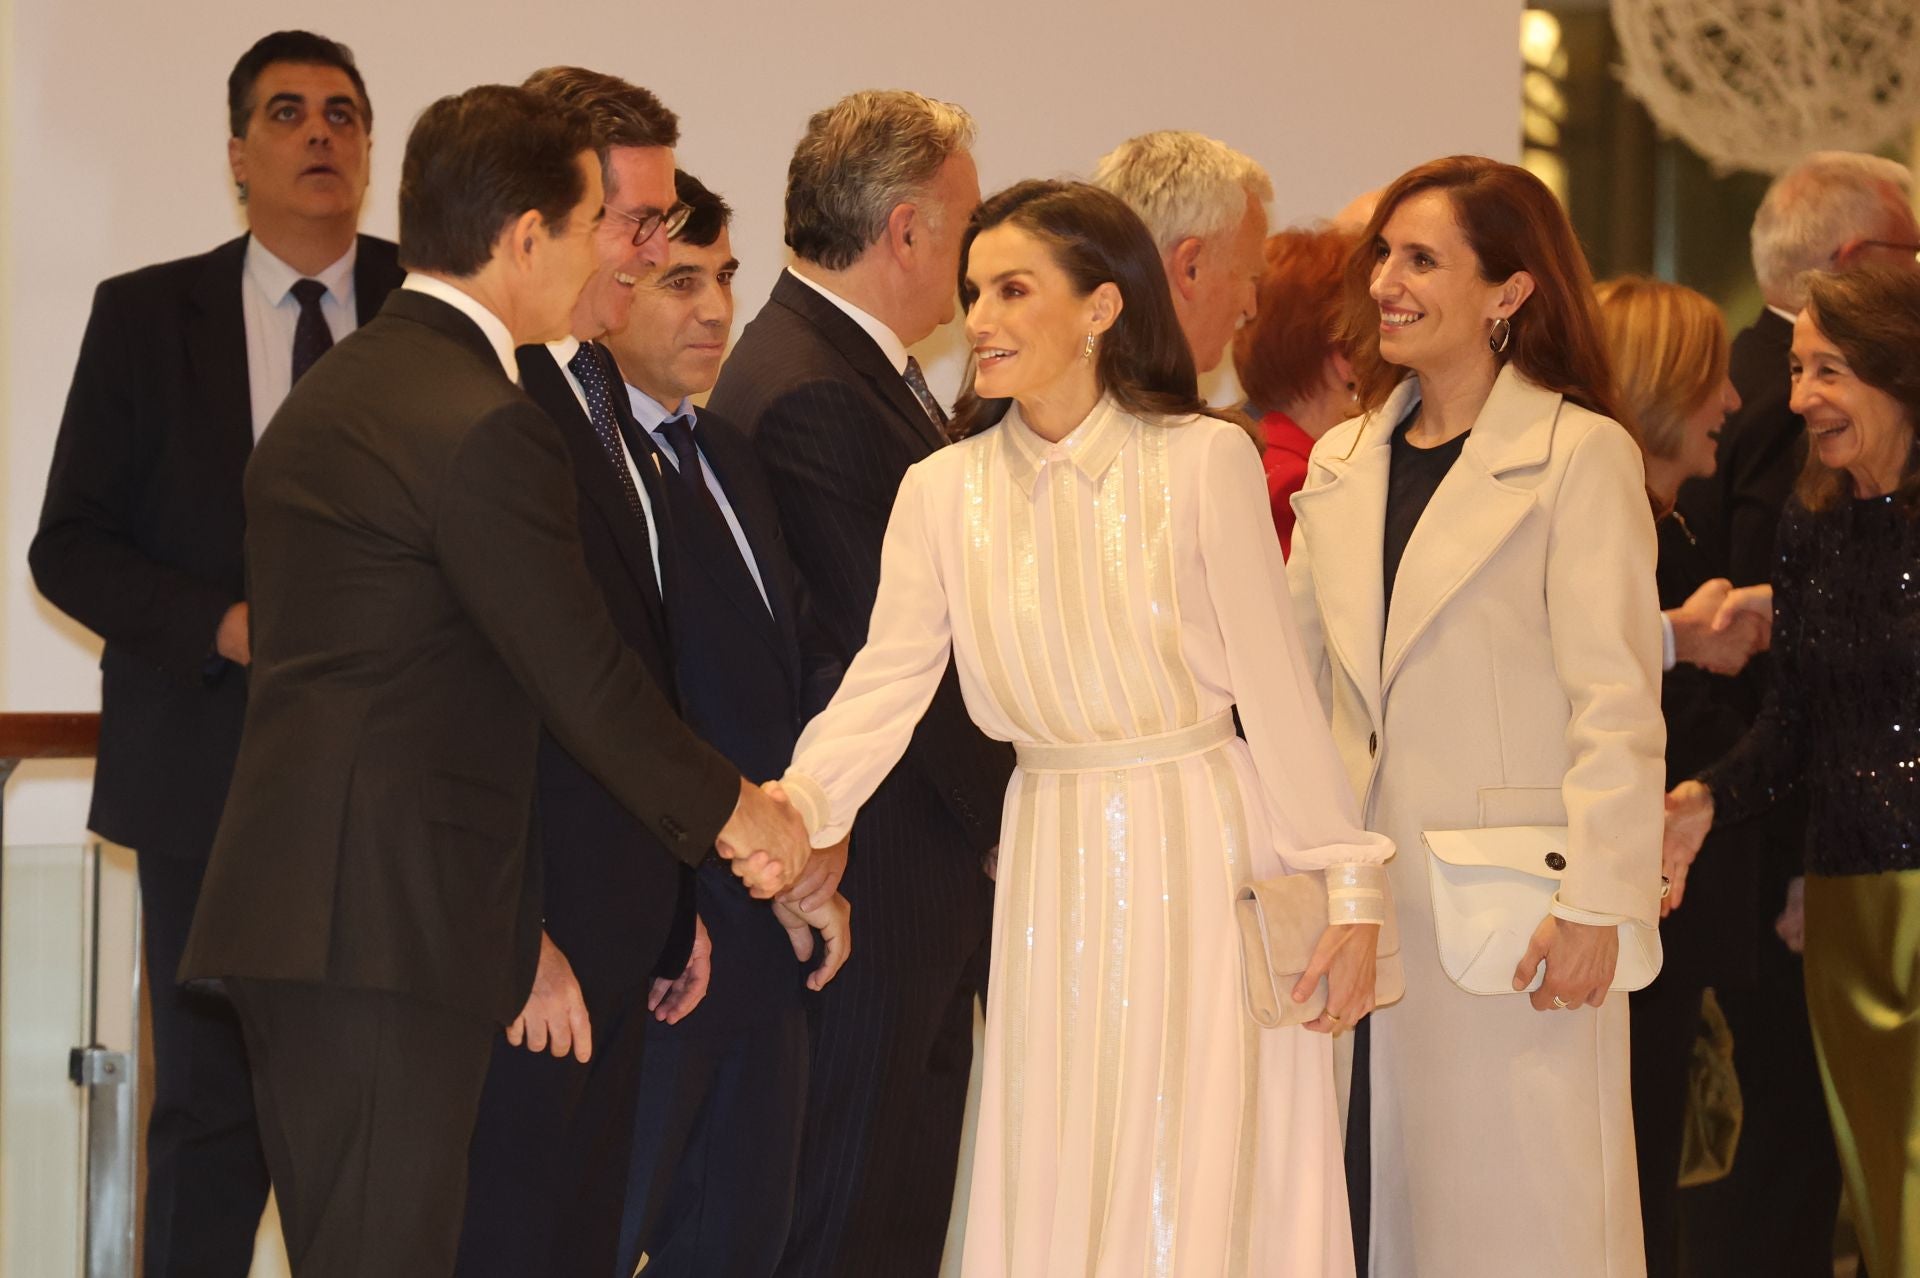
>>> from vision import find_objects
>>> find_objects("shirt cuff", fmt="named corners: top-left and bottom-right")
top-left (1659, 612), bottom-right (1676, 672)
top-left (778, 771), bottom-right (834, 846)
top-left (1548, 893), bottom-right (1634, 929)
top-left (1327, 862), bottom-right (1389, 926)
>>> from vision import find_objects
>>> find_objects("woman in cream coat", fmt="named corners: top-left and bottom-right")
top-left (1288, 157), bottom-right (1666, 1277)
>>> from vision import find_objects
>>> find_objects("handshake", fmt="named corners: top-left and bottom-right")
top-left (1667, 578), bottom-right (1772, 677)
top-left (717, 777), bottom-right (852, 991)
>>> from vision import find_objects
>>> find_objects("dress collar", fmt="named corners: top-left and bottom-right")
top-left (999, 395), bottom-right (1136, 492)
top-left (245, 235), bottom-right (356, 306)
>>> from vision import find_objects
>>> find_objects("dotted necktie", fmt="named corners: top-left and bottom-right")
top-left (289, 278), bottom-right (334, 384)
top-left (566, 343), bottom-right (648, 523)
top-left (902, 356), bottom-right (949, 432)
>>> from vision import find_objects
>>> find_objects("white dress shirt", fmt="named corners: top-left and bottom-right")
top-left (400, 273), bottom-right (521, 384)
top-left (548, 337), bottom-right (663, 591)
top-left (242, 237), bottom-right (357, 439)
top-left (785, 266), bottom-right (910, 375)
top-left (626, 384), bottom-right (772, 613)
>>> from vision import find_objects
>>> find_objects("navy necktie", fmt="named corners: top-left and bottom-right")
top-left (656, 415), bottom-right (728, 529)
top-left (567, 343), bottom-right (648, 523)
top-left (903, 355), bottom-right (949, 432)
top-left (289, 278), bottom-right (333, 384)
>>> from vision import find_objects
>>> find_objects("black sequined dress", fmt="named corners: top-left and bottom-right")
top-left (1700, 494), bottom-right (1920, 875)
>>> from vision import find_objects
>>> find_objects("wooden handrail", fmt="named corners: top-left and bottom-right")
top-left (0, 713), bottom-right (101, 763)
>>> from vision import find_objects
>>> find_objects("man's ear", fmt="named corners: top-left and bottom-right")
top-left (502, 208), bottom-right (545, 270)
top-left (1168, 237), bottom-right (1204, 300)
top-left (227, 135), bottom-right (247, 191)
top-left (884, 201), bottom-right (918, 267)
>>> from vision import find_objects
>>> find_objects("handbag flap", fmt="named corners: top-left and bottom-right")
top-left (1243, 873), bottom-right (1326, 972)
top-left (1422, 825), bottom-right (1569, 880)
top-left (1234, 896), bottom-right (1283, 1028)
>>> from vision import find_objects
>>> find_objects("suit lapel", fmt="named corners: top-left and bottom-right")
top-left (1377, 368), bottom-right (1559, 697)
top-left (694, 421), bottom-right (800, 693)
top-left (186, 236), bottom-right (254, 460)
top-left (1293, 396), bottom-right (1399, 729)
top-left (520, 345), bottom-right (670, 641)
top-left (770, 272), bottom-right (947, 455)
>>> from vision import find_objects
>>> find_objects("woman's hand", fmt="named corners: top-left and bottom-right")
top-left (1662, 781), bottom-right (1715, 915)
top-left (1514, 915), bottom-right (1618, 1011)
top-left (1294, 922), bottom-right (1380, 1035)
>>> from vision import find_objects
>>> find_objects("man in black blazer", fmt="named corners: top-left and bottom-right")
top-left (707, 90), bottom-right (1012, 1278)
top-left (178, 85), bottom-right (807, 1278)
top-left (608, 169), bottom-right (850, 1278)
top-left (1672, 150), bottom-right (1918, 1277)
top-left (29, 32), bottom-right (399, 1277)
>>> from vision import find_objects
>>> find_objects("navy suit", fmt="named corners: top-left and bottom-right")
top-left (707, 271), bottom-right (1013, 1277)
top-left (619, 400), bottom-right (838, 1277)
top-left (31, 233), bottom-right (402, 1278)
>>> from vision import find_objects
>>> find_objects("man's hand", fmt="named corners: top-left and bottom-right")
top-left (715, 778), bottom-right (810, 899)
top-left (1662, 781), bottom-right (1715, 915)
top-left (1711, 583), bottom-right (1773, 646)
top-left (648, 915), bottom-right (712, 1025)
top-left (783, 836), bottom-right (848, 913)
top-left (1667, 578), bottom-right (1766, 676)
top-left (507, 931), bottom-right (592, 1062)
top-left (1514, 915), bottom-right (1619, 1010)
top-left (771, 893), bottom-right (852, 991)
top-left (1294, 922), bottom-right (1380, 1035)
top-left (215, 602), bottom-right (251, 666)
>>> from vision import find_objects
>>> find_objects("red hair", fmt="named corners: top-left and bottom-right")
top-left (1233, 224), bottom-right (1358, 411)
top-left (1337, 156), bottom-right (1626, 431)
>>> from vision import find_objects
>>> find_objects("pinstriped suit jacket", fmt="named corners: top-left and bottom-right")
top-left (709, 271), bottom-right (1011, 965)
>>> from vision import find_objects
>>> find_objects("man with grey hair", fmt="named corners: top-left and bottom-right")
top-left (1668, 150), bottom-right (1918, 1277)
top-left (708, 89), bottom-right (1013, 1278)
top-left (1092, 129), bottom-right (1273, 375)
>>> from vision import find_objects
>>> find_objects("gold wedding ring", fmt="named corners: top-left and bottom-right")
top-left (1551, 995), bottom-right (1571, 1009)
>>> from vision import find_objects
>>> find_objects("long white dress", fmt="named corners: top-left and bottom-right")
top-left (781, 398), bottom-right (1392, 1277)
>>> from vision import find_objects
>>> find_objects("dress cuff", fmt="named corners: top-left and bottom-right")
top-left (1327, 861), bottom-right (1389, 926)
top-left (779, 771), bottom-right (834, 846)
top-left (1548, 893), bottom-right (1633, 929)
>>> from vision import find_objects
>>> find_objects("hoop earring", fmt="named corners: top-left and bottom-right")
top-left (1083, 332), bottom-right (1096, 360)
top-left (1489, 316), bottom-right (1512, 355)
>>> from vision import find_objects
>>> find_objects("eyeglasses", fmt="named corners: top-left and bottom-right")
top-left (1829, 239), bottom-right (1920, 266)
top-left (603, 201), bottom-right (692, 247)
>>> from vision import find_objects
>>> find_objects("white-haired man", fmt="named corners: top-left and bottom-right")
top-left (1667, 150), bottom-right (1918, 1278)
top-left (1092, 129), bottom-right (1272, 374)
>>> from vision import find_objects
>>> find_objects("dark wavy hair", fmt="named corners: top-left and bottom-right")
top-left (949, 179), bottom-right (1250, 440)
top-left (1338, 155), bottom-right (1625, 430)
top-left (1795, 265), bottom-right (1920, 514)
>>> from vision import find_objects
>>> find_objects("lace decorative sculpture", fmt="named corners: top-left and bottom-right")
top-left (1612, 0), bottom-right (1920, 174)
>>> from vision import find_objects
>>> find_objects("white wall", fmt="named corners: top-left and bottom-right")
top-left (2, 0), bottom-right (1520, 838)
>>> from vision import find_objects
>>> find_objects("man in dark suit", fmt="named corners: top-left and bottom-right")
top-left (608, 169), bottom-right (851, 1278)
top-left (1673, 150), bottom-right (1919, 1278)
top-left (177, 84), bottom-right (808, 1278)
top-left (708, 89), bottom-right (1013, 1278)
top-left (29, 31), bottom-right (400, 1277)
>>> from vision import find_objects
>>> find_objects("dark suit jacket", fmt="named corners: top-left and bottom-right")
top-left (518, 343), bottom-right (692, 996)
top-left (707, 271), bottom-right (1011, 966)
top-left (180, 290), bottom-right (742, 1024)
top-left (30, 234), bottom-right (403, 859)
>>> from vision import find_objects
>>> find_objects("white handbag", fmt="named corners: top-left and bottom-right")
top-left (1420, 825), bottom-right (1662, 996)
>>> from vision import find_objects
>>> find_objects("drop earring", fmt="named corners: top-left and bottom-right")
top-left (1489, 316), bottom-right (1513, 354)
top-left (1083, 332), bottom-right (1096, 360)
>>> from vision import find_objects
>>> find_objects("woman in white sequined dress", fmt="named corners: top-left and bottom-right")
top-left (776, 180), bottom-right (1393, 1277)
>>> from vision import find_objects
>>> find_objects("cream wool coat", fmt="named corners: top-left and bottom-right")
top-left (1287, 368), bottom-right (1666, 1278)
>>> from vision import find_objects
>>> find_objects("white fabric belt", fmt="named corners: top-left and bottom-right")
top-left (1013, 711), bottom-right (1236, 774)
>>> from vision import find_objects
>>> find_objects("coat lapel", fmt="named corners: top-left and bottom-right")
top-left (186, 236), bottom-right (254, 460)
top-left (770, 272), bottom-right (947, 455)
top-left (1292, 389), bottom-right (1401, 729)
top-left (1377, 367), bottom-right (1560, 697)
top-left (695, 422), bottom-right (801, 694)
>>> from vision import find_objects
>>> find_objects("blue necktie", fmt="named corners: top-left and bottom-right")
top-left (567, 343), bottom-right (648, 523)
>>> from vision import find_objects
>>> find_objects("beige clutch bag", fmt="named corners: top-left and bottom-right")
top-left (1234, 871), bottom-right (1404, 1028)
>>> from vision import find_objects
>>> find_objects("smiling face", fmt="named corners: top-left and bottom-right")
top-left (964, 223), bottom-right (1117, 414)
top-left (1676, 376), bottom-right (1740, 482)
top-left (227, 60), bottom-right (370, 225)
top-left (1368, 188), bottom-right (1513, 377)
top-left (1789, 310), bottom-right (1915, 495)
top-left (604, 226), bottom-right (737, 405)
top-left (570, 144), bottom-right (676, 341)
